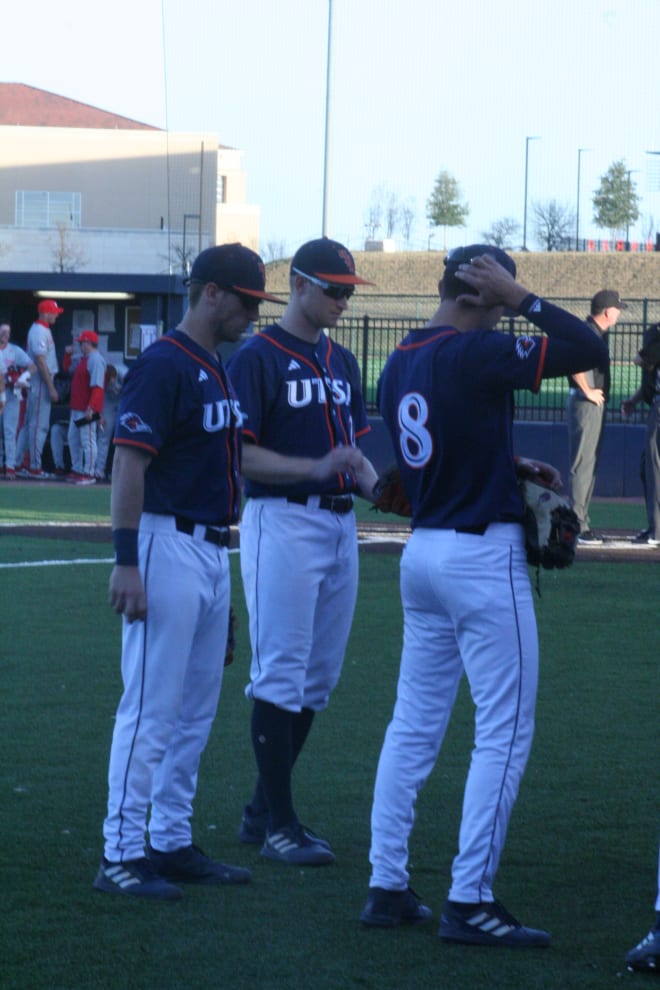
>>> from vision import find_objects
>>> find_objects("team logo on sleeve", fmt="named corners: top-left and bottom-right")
top-left (515, 336), bottom-right (536, 360)
top-left (119, 411), bottom-right (152, 434)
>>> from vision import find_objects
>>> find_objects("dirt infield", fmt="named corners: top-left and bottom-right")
top-left (3, 521), bottom-right (658, 562)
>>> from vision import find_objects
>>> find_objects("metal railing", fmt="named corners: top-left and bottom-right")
top-left (255, 301), bottom-right (660, 423)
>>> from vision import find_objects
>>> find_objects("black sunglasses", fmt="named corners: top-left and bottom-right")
top-left (224, 287), bottom-right (262, 310)
top-left (292, 267), bottom-right (355, 300)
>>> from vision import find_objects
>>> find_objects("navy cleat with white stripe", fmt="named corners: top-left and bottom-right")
top-left (93, 857), bottom-right (182, 900)
top-left (439, 899), bottom-right (550, 948)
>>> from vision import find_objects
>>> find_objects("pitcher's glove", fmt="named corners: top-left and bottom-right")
top-left (371, 465), bottom-right (412, 517)
top-left (224, 606), bottom-right (237, 667)
top-left (520, 478), bottom-right (579, 570)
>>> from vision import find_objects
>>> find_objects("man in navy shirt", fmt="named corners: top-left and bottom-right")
top-left (94, 244), bottom-right (281, 900)
top-left (359, 246), bottom-right (607, 945)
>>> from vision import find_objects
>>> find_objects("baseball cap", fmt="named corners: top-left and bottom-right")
top-left (290, 238), bottom-right (373, 286)
top-left (38, 299), bottom-right (64, 315)
top-left (77, 330), bottom-right (99, 345)
top-left (443, 245), bottom-right (517, 279)
top-left (591, 289), bottom-right (628, 312)
top-left (186, 243), bottom-right (283, 303)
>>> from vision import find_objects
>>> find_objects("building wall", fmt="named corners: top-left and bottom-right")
top-left (0, 126), bottom-right (260, 273)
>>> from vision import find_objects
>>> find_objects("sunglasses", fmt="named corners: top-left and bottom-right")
top-left (292, 267), bottom-right (355, 301)
top-left (224, 287), bottom-right (262, 310)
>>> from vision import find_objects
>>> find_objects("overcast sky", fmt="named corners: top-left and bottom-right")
top-left (4, 0), bottom-right (660, 256)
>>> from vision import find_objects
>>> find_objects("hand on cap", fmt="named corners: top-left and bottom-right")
top-left (455, 254), bottom-right (528, 311)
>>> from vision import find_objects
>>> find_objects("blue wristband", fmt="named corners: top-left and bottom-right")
top-left (113, 528), bottom-right (139, 567)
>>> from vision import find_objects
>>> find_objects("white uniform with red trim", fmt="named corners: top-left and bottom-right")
top-left (15, 320), bottom-right (58, 471)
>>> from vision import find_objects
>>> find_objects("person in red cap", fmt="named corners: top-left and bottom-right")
top-left (67, 330), bottom-right (106, 485)
top-left (15, 298), bottom-right (63, 478)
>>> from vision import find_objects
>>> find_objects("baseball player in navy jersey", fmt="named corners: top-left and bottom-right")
top-left (228, 237), bottom-right (378, 866)
top-left (67, 330), bottom-right (106, 485)
top-left (0, 321), bottom-right (35, 480)
top-left (94, 243), bottom-right (281, 900)
top-left (359, 246), bottom-right (608, 944)
top-left (15, 298), bottom-right (62, 478)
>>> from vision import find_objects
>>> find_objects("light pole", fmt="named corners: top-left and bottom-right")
top-left (625, 169), bottom-right (640, 248)
top-left (321, 0), bottom-right (333, 236)
top-left (576, 148), bottom-right (590, 251)
top-left (522, 136), bottom-right (540, 250)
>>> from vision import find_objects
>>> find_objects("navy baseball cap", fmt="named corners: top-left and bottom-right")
top-left (591, 289), bottom-right (627, 312)
top-left (444, 244), bottom-right (517, 279)
top-left (290, 238), bottom-right (373, 286)
top-left (187, 243), bottom-right (283, 303)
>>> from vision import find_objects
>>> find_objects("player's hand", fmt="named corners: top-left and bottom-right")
top-left (314, 445), bottom-right (365, 482)
top-left (354, 456), bottom-right (379, 501)
top-left (516, 457), bottom-right (562, 490)
top-left (454, 253), bottom-right (529, 311)
top-left (621, 398), bottom-right (637, 419)
top-left (109, 565), bottom-right (147, 623)
top-left (49, 385), bottom-right (59, 403)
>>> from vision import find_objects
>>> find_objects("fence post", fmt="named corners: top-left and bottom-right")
top-left (361, 315), bottom-right (370, 402)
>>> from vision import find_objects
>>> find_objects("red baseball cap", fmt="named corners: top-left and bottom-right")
top-left (38, 299), bottom-right (64, 315)
top-left (77, 330), bottom-right (99, 345)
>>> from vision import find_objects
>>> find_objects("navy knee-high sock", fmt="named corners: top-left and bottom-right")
top-left (248, 704), bottom-right (315, 825)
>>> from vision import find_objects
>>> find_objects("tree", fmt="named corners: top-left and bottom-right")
top-left (384, 191), bottom-right (400, 239)
top-left (50, 222), bottom-right (87, 273)
top-left (481, 217), bottom-right (520, 249)
top-left (592, 159), bottom-right (640, 241)
top-left (532, 199), bottom-right (575, 251)
top-left (400, 198), bottom-right (416, 247)
top-left (261, 240), bottom-right (287, 262)
top-left (364, 186), bottom-right (384, 241)
top-left (426, 170), bottom-right (469, 248)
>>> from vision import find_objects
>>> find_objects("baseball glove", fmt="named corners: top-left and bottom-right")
top-left (224, 605), bottom-right (237, 667)
top-left (520, 478), bottom-right (579, 572)
top-left (371, 465), bottom-right (412, 517)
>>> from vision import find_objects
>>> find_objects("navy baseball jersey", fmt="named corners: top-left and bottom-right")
top-left (227, 324), bottom-right (370, 498)
top-left (114, 329), bottom-right (242, 526)
top-left (378, 294), bottom-right (604, 531)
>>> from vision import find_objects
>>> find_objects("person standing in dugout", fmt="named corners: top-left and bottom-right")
top-left (359, 247), bottom-right (608, 945)
top-left (94, 243), bottom-right (281, 900)
top-left (67, 330), bottom-right (106, 485)
top-left (228, 237), bottom-right (378, 867)
top-left (15, 298), bottom-right (63, 478)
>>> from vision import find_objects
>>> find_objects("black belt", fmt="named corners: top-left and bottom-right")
top-left (286, 494), bottom-right (354, 515)
top-left (175, 515), bottom-right (231, 547)
top-left (455, 523), bottom-right (488, 535)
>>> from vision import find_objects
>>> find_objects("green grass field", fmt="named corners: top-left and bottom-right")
top-left (0, 493), bottom-right (657, 989)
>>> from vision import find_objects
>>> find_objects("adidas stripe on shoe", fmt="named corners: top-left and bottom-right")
top-left (92, 856), bottom-right (182, 900)
top-left (261, 823), bottom-right (335, 866)
top-left (438, 899), bottom-right (550, 948)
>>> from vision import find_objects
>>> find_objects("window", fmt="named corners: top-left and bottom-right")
top-left (15, 191), bottom-right (82, 228)
top-left (217, 175), bottom-right (227, 204)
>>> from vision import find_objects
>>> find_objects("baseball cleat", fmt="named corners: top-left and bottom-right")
top-left (625, 922), bottom-right (660, 972)
top-left (261, 823), bottom-right (335, 866)
top-left (577, 530), bottom-right (603, 545)
top-left (360, 886), bottom-right (432, 928)
top-left (146, 843), bottom-right (251, 885)
top-left (92, 856), bottom-right (182, 900)
top-left (239, 805), bottom-right (332, 849)
top-left (438, 899), bottom-right (551, 948)
top-left (238, 806), bottom-right (269, 845)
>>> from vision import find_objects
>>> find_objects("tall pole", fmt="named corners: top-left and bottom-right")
top-left (625, 169), bottom-right (640, 247)
top-left (523, 136), bottom-right (540, 250)
top-left (321, 0), bottom-right (333, 236)
top-left (576, 148), bottom-right (589, 251)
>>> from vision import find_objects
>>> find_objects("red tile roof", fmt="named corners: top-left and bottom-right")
top-left (0, 83), bottom-right (161, 130)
